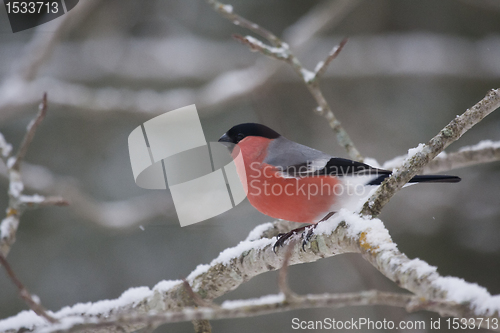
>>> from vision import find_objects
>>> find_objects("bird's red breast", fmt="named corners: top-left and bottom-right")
top-left (233, 136), bottom-right (340, 223)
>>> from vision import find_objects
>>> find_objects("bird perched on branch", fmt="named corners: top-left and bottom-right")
top-left (219, 123), bottom-right (460, 250)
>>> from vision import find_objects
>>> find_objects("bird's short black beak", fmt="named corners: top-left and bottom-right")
top-left (219, 133), bottom-right (232, 143)
top-left (218, 133), bottom-right (235, 152)
top-left (218, 133), bottom-right (232, 143)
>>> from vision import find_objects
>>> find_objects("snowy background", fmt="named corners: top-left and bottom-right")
top-left (1, 0), bottom-right (499, 332)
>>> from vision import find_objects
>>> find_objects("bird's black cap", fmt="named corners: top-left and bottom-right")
top-left (218, 123), bottom-right (281, 144)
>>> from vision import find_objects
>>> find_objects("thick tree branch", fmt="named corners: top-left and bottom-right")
top-left (3, 210), bottom-right (499, 333)
top-left (12, 291), bottom-right (480, 333)
top-left (361, 88), bottom-right (500, 216)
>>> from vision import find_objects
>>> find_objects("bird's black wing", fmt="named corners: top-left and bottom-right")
top-left (284, 157), bottom-right (391, 178)
top-left (263, 136), bottom-right (390, 179)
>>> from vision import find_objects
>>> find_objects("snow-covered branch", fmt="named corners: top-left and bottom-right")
top-left (3, 291), bottom-right (475, 333)
top-left (423, 140), bottom-right (500, 174)
top-left (361, 88), bottom-right (500, 216)
top-left (381, 140), bottom-right (500, 174)
top-left (2, 210), bottom-right (499, 333)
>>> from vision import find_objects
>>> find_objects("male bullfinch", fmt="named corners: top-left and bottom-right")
top-left (218, 123), bottom-right (460, 248)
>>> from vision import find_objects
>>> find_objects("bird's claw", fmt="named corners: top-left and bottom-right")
top-left (273, 231), bottom-right (295, 253)
top-left (273, 226), bottom-right (315, 253)
top-left (301, 227), bottom-right (315, 251)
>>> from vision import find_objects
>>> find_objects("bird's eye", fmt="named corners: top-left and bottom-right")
top-left (236, 133), bottom-right (245, 141)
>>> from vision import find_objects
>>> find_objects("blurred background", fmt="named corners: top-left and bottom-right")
top-left (0, 0), bottom-right (499, 332)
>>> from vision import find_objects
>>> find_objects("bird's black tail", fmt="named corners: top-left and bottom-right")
top-left (408, 175), bottom-right (461, 183)
top-left (367, 174), bottom-right (461, 185)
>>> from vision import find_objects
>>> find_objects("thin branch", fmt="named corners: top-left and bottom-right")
top-left (182, 279), bottom-right (215, 333)
top-left (182, 280), bottom-right (217, 309)
top-left (361, 88), bottom-right (500, 216)
top-left (206, 0), bottom-right (282, 47)
top-left (314, 38), bottom-right (349, 78)
top-left (0, 253), bottom-right (57, 324)
top-left (209, 0), bottom-right (364, 162)
top-left (232, 34), bottom-right (289, 61)
top-left (277, 240), bottom-right (298, 301)
top-left (19, 195), bottom-right (69, 208)
top-left (423, 140), bottom-right (500, 174)
top-left (11, 93), bottom-right (47, 171)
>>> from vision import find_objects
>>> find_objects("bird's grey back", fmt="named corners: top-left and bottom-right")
top-left (263, 136), bottom-right (331, 172)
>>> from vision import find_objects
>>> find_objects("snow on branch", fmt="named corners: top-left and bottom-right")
top-left (380, 139), bottom-right (500, 174)
top-left (423, 140), bottom-right (500, 174)
top-left (1, 291), bottom-right (477, 333)
top-left (2, 210), bottom-right (499, 333)
top-left (361, 88), bottom-right (500, 217)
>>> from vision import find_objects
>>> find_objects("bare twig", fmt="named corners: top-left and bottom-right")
top-left (314, 38), bottom-right (349, 78)
top-left (361, 88), bottom-right (500, 216)
top-left (182, 279), bottom-right (215, 333)
top-left (206, 0), bottom-right (282, 47)
top-left (232, 34), bottom-right (289, 61)
top-left (0, 253), bottom-right (57, 324)
top-left (277, 240), bottom-right (298, 301)
top-left (182, 279), bottom-right (217, 309)
top-left (209, 0), bottom-right (364, 162)
top-left (11, 93), bottom-right (47, 171)
top-left (20, 195), bottom-right (69, 208)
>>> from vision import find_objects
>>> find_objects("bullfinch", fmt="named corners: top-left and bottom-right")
top-left (218, 123), bottom-right (460, 248)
